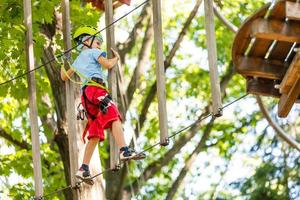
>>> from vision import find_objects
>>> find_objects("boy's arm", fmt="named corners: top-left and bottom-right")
top-left (61, 67), bottom-right (75, 81)
top-left (98, 48), bottom-right (120, 69)
top-left (98, 57), bottom-right (118, 69)
top-left (113, 1), bottom-right (123, 9)
top-left (113, 0), bottom-right (131, 8)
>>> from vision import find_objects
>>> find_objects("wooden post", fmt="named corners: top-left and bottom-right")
top-left (105, 0), bottom-right (119, 169)
top-left (117, 62), bottom-right (128, 120)
top-left (23, 0), bottom-right (43, 198)
top-left (204, 0), bottom-right (222, 117)
top-left (152, 0), bottom-right (169, 146)
top-left (61, 0), bottom-right (79, 198)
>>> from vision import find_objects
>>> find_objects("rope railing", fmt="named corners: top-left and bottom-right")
top-left (33, 93), bottom-right (249, 199)
top-left (2, 0), bottom-right (252, 199)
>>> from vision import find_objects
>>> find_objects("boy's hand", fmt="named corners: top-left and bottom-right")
top-left (111, 48), bottom-right (120, 60)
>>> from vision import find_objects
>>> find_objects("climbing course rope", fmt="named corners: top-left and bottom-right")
top-left (31, 184), bottom-right (80, 200)
top-left (32, 93), bottom-right (249, 200)
top-left (2, 0), bottom-right (252, 198)
top-left (0, 0), bottom-right (150, 87)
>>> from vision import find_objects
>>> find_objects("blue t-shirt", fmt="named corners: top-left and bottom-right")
top-left (72, 48), bottom-right (107, 84)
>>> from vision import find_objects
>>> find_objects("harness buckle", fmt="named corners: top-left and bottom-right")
top-left (99, 94), bottom-right (113, 114)
top-left (91, 77), bottom-right (106, 87)
top-left (77, 103), bottom-right (86, 120)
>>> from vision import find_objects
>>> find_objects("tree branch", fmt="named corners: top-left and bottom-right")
top-left (42, 46), bottom-right (67, 123)
top-left (168, 103), bottom-right (247, 199)
top-left (164, 0), bottom-right (203, 68)
top-left (0, 127), bottom-right (30, 150)
top-left (128, 61), bottom-right (235, 195)
top-left (0, 127), bottom-right (56, 173)
top-left (135, 0), bottom-right (203, 136)
top-left (213, 4), bottom-right (238, 33)
top-left (40, 94), bottom-right (57, 134)
top-left (166, 117), bottom-right (215, 200)
top-left (39, 100), bottom-right (58, 152)
top-left (130, 112), bottom-right (208, 195)
top-left (209, 152), bottom-right (235, 200)
top-left (220, 61), bottom-right (234, 95)
top-left (117, 2), bottom-right (151, 63)
top-left (126, 18), bottom-right (153, 109)
top-left (256, 96), bottom-right (300, 152)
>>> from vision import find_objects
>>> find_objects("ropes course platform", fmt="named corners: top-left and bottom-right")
top-left (85, 0), bottom-right (131, 11)
top-left (232, 0), bottom-right (300, 117)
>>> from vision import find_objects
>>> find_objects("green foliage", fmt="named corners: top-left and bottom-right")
top-left (1, 0), bottom-right (300, 200)
top-left (240, 162), bottom-right (291, 200)
top-left (0, 1), bottom-right (102, 199)
top-left (9, 183), bottom-right (34, 200)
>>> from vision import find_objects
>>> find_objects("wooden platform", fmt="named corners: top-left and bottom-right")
top-left (232, 0), bottom-right (300, 117)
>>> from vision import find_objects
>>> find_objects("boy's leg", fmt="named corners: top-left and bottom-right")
top-left (111, 120), bottom-right (126, 148)
top-left (76, 137), bottom-right (100, 185)
top-left (111, 120), bottom-right (145, 160)
top-left (83, 137), bottom-right (100, 164)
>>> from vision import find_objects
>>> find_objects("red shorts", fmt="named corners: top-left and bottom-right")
top-left (81, 86), bottom-right (121, 142)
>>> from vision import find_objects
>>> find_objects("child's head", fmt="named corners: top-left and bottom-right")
top-left (73, 26), bottom-right (103, 50)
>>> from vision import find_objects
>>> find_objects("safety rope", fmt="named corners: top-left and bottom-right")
top-left (0, 0), bottom-right (150, 87)
top-left (60, 57), bottom-right (109, 90)
top-left (31, 93), bottom-right (249, 200)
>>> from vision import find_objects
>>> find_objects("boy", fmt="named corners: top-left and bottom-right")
top-left (61, 26), bottom-right (144, 184)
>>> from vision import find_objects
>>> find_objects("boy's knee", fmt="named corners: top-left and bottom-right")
top-left (89, 137), bottom-right (100, 142)
top-left (112, 119), bottom-right (121, 125)
top-left (113, 119), bottom-right (121, 123)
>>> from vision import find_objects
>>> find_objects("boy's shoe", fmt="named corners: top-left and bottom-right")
top-left (120, 147), bottom-right (146, 161)
top-left (75, 168), bottom-right (94, 185)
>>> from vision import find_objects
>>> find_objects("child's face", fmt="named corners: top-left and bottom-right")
top-left (86, 37), bottom-right (102, 49)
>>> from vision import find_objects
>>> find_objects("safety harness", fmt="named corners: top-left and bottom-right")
top-left (60, 59), bottom-right (113, 119)
top-left (61, 62), bottom-right (115, 143)
top-left (82, 83), bottom-right (113, 119)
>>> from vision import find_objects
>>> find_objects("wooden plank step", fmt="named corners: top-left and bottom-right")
top-left (236, 56), bottom-right (287, 79)
top-left (268, 41), bottom-right (294, 61)
top-left (249, 38), bottom-right (273, 58)
top-left (280, 53), bottom-right (300, 93)
top-left (232, 3), bottom-right (270, 63)
top-left (278, 77), bottom-right (300, 117)
top-left (246, 78), bottom-right (281, 97)
top-left (251, 18), bottom-right (300, 43)
top-left (270, 1), bottom-right (286, 20)
top-left (286, 1), bottom-right (300, 21)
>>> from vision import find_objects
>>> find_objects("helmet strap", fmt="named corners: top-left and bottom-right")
top-left (89, 36), bottom-right (96, 48)
top-left (79, 36), bottom-right (95, 49)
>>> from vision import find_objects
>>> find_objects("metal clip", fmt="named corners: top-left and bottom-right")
top-left (77, 103), bottom-right (86, 120)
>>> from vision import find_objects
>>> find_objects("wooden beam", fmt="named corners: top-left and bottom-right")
top-left (236, 55), bottom-right (287, 80)
top-left (280, 53), bottom-right (300, 94)
top-left (278, 76), bottom-right (300, 117)
top-left (251, 18), bottom-right (300, 43)
top-left (286, 1), bottom-right (300, 21)
top-left (105, 0), bottom-right (119, 169)
top-left (204, 0), bottom-right (222, 117)
top-left (246, 78), bottom-right (280, 97)
top-left (232, 3), bottom-right (270, 60)
top-left (152, 0), bottom-right (169, 145)
top-left (61, 1), bottom-right (78, 199)
top-left (23, 0), bottom-right (43, 198)
top-left (248, 38), bottom-right (272, 58)
top-left (269, 1), bottom-right (286, 20)
top-left (116, 62), bottom-right (128, 120)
